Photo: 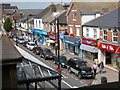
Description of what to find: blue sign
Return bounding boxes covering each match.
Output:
[59,34,65,39]
[64,36,81,46]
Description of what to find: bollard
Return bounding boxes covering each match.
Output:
[101,76,107,84]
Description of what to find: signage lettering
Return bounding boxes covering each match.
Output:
[98,42,119,53]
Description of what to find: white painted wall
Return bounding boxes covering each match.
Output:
[34,18,43,30]
[81,14,100,25]
[83,26,100,39]
[98,49,106,65]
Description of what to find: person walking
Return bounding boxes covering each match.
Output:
[98,61,104,73]
[92,62,98,77]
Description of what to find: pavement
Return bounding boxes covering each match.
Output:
[38,43,119,86]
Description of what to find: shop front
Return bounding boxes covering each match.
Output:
[64,36,81,56]
[47,32,57,47]
[59,34,67,50]
[39,31,49,45]
[80,38,98,62]
[98,41,120,67]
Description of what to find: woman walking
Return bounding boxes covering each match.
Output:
[92,62,98,77]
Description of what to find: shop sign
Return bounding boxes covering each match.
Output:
[59,34,64,39]
[39,31,48,35]
[48,32,57,36]
[97,42,118,52]
[82,38,97,47]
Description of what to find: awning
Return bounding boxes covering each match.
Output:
[46,40,55,43]
[80,44,98,53]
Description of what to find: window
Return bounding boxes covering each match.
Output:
[112,29,118,42]
[39,20,41,28]
[76,27,80,36]
[70,26,73,33]
[36,20,37,28]
[93,28,97,38]
[103,29,107,40]
[86,28,89,37]
[72,10,76,21]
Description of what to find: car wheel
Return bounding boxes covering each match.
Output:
[68,67,72,73]
[44,56,47,60]
[78,73,82,79]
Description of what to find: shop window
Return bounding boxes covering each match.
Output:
[103,29,107,40]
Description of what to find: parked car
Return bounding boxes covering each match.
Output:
[17,37,25,44]
[23,40,28,47]
[54,55,68,68]
[67,58,94,79]
[40,48,54,60]
[33,47,42,55]
[13,36,18,42]
[26,42,36,50]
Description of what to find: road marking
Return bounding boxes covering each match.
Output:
[62,74,68,78]
[62,80,73,88]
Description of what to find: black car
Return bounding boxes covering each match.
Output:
[67,58,94,79]
[54,55,68,68]
[33,47,42,55]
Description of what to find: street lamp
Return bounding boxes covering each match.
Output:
[56,18,62,90]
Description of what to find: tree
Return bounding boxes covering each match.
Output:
[3,18,12,32]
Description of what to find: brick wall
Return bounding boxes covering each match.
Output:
[67,3,82,38]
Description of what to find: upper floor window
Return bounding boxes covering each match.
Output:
[86,28,89,37]
[39,20,41,28]
[76,27,80,36]
[72,10,76,21]
[93,28,97,38]
[103,29,107,40]
[70,26,73,33]
[112,29,118,42]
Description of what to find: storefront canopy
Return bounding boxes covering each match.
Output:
[64,36,81,46]
[80,44,98,53]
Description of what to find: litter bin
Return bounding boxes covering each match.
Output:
[101,76,107,84]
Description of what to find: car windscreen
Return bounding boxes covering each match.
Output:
[19,38,24,40]
[60,56,66,62]
[79,61,90,67]
[35,47,41,50]
[44,50,51,53]
[30,43,35,46]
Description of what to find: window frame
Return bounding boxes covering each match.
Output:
[103,28,107,41]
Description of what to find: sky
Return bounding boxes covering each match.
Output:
[0,0,119,9]
[0,0,72,9]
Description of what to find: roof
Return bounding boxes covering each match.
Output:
[19,9,43,16]
[0,29,23,65]
[36,4,65,19]
[50,10,67,24]
[83,7,120,28]
[66,2,118,15]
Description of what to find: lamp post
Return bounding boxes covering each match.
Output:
[56,18,62,90]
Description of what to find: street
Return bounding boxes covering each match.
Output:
[15,43,93,89]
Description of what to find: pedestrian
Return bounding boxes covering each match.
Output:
[98,61,104,73]
[92,62,98,77]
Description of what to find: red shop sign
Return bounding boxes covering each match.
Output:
[48,32,57,36]
[82,38,97,47]
[97,42,118,52]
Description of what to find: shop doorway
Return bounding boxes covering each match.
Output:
[106,51,111,64]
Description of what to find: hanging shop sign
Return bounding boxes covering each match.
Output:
[97,42,119,53]
[82,38,97,47]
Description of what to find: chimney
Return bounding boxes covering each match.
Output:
[63,3,70,10]
[50,2,56,14]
